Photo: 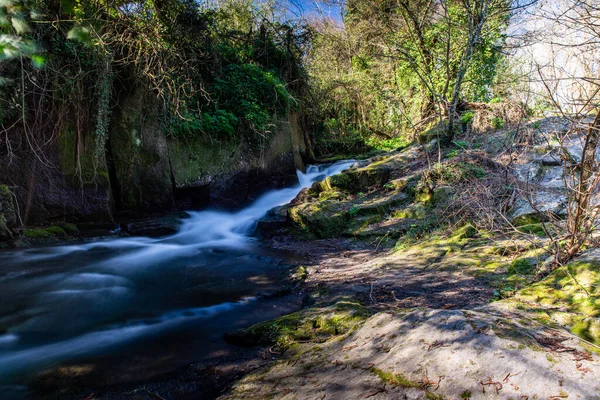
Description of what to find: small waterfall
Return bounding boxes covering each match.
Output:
[0,160,356,385]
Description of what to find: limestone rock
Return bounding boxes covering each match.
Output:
[223,308,600,400]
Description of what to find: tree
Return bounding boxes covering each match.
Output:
[308,0,519,151]
[523,0,600,264]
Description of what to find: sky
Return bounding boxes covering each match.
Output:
[281,0,343,21]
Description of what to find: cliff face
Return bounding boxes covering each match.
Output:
[0,85,309,234]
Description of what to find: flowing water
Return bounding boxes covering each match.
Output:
[0,160,355,398]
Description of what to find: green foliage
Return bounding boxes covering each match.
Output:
[213,63,292,134]
[0,0,39,63]
[365,136,411,151]
[460,111,474,125]
[491,116,505,129]
[309,0,511,156]
[172,109,239,138]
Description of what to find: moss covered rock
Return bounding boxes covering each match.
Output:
[511,254,600,345]
[311,166,391,195]
[288,190,408,238]
[224,300,370,349]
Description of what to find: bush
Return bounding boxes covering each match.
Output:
[214,63,292,134]
[460,111,474,125]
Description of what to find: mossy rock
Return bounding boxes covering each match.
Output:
[288,202,351,238]
[312,167,391,195]
[512,258,600,344]
[23,226,67,239]
[59,223,80,236]
[432,185,453,205]
[392,203,427,220]
[350,217,418,239]
[289,191,408,238]
[224,301,370,349]
[513,213,544,227]
[517,223,548,236]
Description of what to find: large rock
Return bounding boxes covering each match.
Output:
[168,112,308,210]
[0,130,113,226]
[224,308,600,400]
[288,191,408,238]
[311,166,392,195]
[124,214,184,237]
[108,74,174,213]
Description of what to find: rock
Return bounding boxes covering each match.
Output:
[539,153,562,166]
[432,185,453,204]
[256,206,289,232]
[512,156,568,224]
[391,203,427,219]
[351,218,418,239]
[124,215,183,237]
[511,190,566,225]
[223,308,600,400]
[288,191,408,238]
[312,166,392,195]
[0,185,17,241]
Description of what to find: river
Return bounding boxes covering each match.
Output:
[0,160,355,399]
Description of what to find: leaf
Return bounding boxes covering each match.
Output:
[11,16,31,34]
[67,25,91,45]
[31,54,45,69]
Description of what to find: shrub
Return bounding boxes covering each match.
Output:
[491,116,505,129]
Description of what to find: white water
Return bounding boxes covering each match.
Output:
[0,160,355,384]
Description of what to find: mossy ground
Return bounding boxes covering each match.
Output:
[503,259,600,345]
[225,300,370,350]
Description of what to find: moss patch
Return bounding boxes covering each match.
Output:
[225,300,370,350]
[23,226,67,239]
[371,367,419,388]
[508,259,600,345]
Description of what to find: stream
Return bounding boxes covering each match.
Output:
[0,160,355,398]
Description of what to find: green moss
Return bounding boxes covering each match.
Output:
[517,223,548,236]
[23,226,66,239]
[60,223,80,235]
[371,367,419,388]
[392,203,427,220]
[513,213,543,227]
[292,266,308,282]
[510,257,535,275]
[460,390,472,399]
[508,259,600,345]
[225,300,370,350]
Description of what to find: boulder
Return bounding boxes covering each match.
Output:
[124,214,184,237]
[288,191,408,238]
[311,167,391,195]
[256,205,289,232]
[511,190,566,225]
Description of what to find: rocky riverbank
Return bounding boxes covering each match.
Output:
[23,117,600,399]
